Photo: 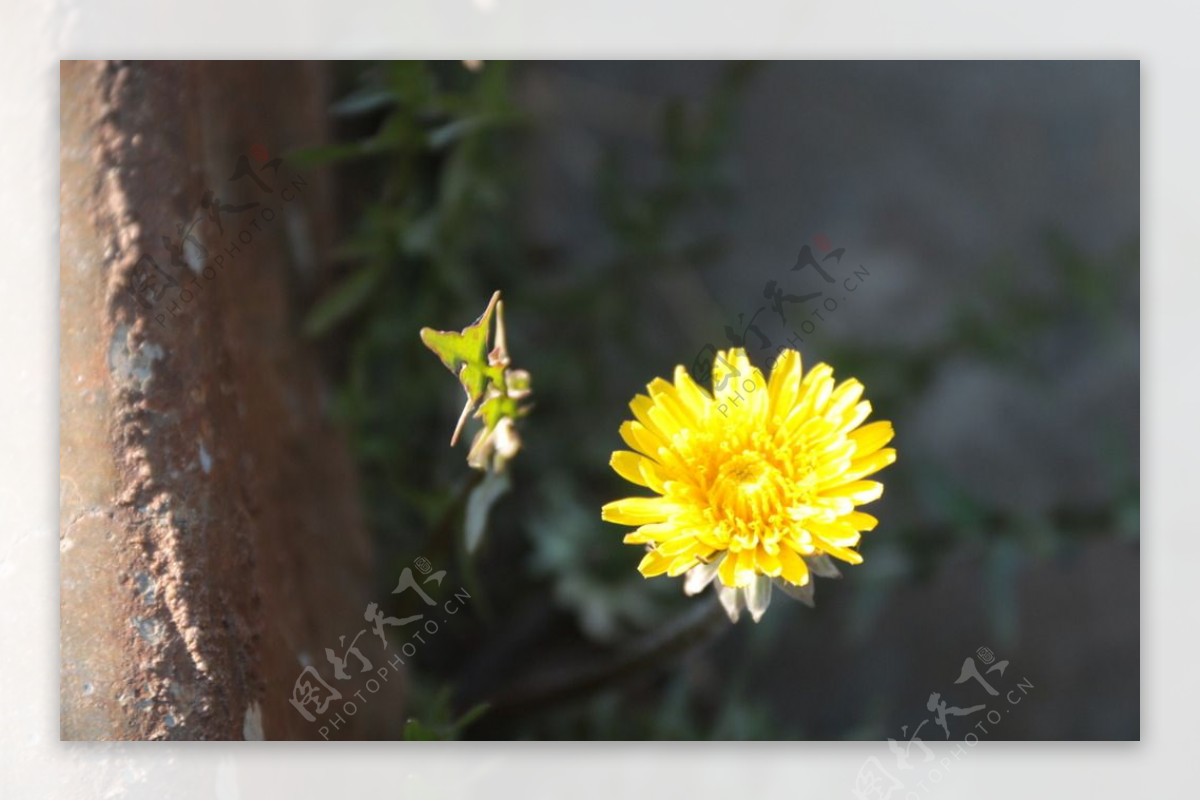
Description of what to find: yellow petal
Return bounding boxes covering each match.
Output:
[623,522,679,544]
[813,440,856,484]
[601,496,681,526]
[611,450,650,487]
[712,348,751,400]
[646,377,675,396]
[825,378,864,421]
[777,545,811,586]
[667,554,703,576]
[842,448,897,482]
[630,394,668,440]
[734,548,758,587]
[844,511,879,532]
[755,545,783,577]
[767,348,803,421]
[637,549,673,577]
[646,403,683,441]
[817,542,864,565]
[712,353,767,422]
[836,400,873,434]
[717,549,739,588]
[808,519,862,547]
[744,366,770,420]
[658,533,702,556]
[649,379,699,429]
[801,361,833,391]
[619,420,663,459]
[695,525,729,550]
[639,462,667,493]
[789,363,833,423]
[672,365,713,420]
[849,420,894,457]
[821,480,884,505]
[668,543,716,576]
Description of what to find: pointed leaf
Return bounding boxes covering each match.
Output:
[419,290,501,406]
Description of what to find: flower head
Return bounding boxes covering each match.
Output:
[601,348,895,622]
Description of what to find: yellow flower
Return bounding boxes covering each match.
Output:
[601,348,895,622]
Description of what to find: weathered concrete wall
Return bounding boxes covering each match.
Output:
[60,61,402,740]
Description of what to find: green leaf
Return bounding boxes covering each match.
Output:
[464,469,510,553]
[450,702,490,736]
[402,718,442,741]
[475,391,520,430]
[285,142,371,169]
[427,115,491,150]
[401,703,489,741]
[330,88,396,117]
[419,290,500,408]
[366,113,423,154]
[303,264,386,337]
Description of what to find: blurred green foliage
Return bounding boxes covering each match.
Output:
[301,61,1138,741]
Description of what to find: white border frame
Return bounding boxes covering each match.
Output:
[3,1,1190,797]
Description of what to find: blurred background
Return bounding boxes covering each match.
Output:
[298,60,1139,740]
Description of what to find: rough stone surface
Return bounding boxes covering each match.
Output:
[60,61,403,740]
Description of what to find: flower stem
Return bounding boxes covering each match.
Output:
[479,596,730,718]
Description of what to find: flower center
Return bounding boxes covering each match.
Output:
[708,451,796,549]
[724,452,773,490]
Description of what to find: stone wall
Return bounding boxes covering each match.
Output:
[59,61,402,740]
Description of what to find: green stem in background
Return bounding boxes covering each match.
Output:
[408,472,492,623]
[477,594,731,719]
[425,470,496,624]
